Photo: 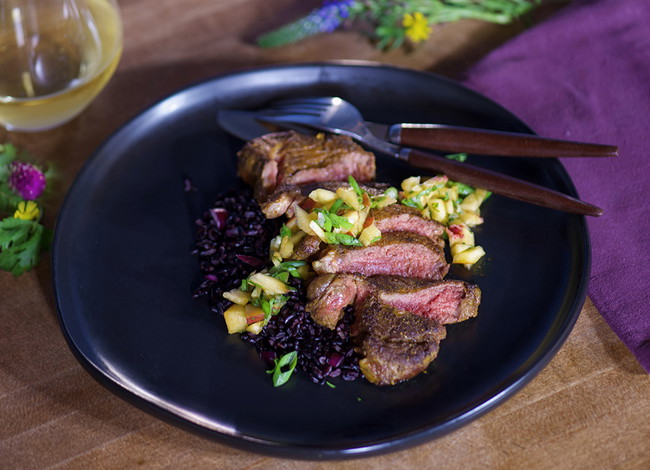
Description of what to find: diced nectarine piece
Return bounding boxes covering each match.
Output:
[453,245,486,265]
[223,304,247,334]
[248,273,290,296]
[222,289,250,306]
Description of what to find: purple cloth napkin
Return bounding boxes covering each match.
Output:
[462,0,650,372]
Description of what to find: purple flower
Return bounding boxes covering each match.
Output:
[316,0,355,32]
[8,162,47,200]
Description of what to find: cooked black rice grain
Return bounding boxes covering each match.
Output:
[192,188,280,314]
[193,188,361,384]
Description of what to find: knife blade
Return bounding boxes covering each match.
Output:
[217,110,617,158]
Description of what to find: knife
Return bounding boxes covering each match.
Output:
[218,109,603,217]
[217,110,617,158]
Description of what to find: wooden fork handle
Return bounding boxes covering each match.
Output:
[404,148,603,216]
[394,124,618,158]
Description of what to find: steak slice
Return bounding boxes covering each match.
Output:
[292,234,323,261]
[306,274,364,329]
[371,204,444,242]
[312,232,449,280]
[237,131,376,202]
[259,180,389,219]
[370,277,481,324]
[352,294,447,386]
[306,274,479,329]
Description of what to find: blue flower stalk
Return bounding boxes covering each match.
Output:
[257,0,355,48]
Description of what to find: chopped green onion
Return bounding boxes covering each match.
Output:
[329,198,344,213]
[445,152,468,162]
[314,208,354,232]
[450,182,474,197]
[268,351,298,387]
[261,299,271,316]
[384,187,398,199]
[347,175,363,196]
[273,270,290,283]
[280,224,292,238]
[316,210,332,231]
[401,198,424,210]
[324,232,362,246]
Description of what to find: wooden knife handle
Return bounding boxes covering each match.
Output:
[405,148,603,216]
[395,124,618,158]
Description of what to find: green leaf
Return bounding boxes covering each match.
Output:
[0,186,23,217]
[0,219,44,276]
[0,217,32,249]
[0,143,17,167]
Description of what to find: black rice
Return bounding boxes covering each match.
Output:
[192,188,280,313]
[193,188,361,384]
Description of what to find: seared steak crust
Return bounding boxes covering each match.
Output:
[312,232,449,280]
[237,131,376,202]
[352,294,447,386]
[292,235,324,261]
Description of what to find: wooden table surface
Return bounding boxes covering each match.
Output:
[1,1,648,468]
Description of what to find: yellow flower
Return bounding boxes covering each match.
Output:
[14,200,41,221]
[402,12,431,43]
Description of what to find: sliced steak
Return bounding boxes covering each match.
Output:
[237,131,375,202]
[292,235,324,261]
[352,294,447,386]
[312,232,449,280]
[369,277,480,324]
[306,274,479,329]
[371,204,444,242]
[306,274,364,329]
[259,180,389,219]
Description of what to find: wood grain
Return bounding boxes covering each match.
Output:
[1,1,648,468]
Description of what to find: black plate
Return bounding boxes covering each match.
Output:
[52,63,589,460]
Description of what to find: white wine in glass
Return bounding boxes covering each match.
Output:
[0,0,122,131]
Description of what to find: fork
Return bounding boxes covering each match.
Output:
[258,97,604,216]
[260,96,618,158]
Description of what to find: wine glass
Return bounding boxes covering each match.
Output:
[0,0,123,132]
